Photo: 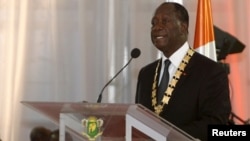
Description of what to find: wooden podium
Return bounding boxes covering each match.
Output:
[22,101,198,141]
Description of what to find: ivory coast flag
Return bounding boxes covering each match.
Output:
[193,0,217,62]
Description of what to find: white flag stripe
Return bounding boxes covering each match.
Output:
[195,41,217,61]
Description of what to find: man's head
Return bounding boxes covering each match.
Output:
[151,2,189,57]
[50,129,73,141]
[30,126,51,141]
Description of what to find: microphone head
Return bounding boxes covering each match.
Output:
[131,48,141,58]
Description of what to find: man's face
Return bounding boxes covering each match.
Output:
[151,4,183,56]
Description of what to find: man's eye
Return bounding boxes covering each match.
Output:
[151,20,157,26]
[151,22,155,26]
[162,19,170,24]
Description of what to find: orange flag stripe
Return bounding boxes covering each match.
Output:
[193,0,215,49]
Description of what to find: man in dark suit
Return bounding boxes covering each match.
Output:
[135,2,231,141]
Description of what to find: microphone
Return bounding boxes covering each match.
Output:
[97,48,141,103]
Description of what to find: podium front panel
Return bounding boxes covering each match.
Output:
[22,101,198,141]
[22,101,151,140]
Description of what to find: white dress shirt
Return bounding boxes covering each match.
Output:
[159,41,189,85]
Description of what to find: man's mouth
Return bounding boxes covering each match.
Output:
[156,36,164,39]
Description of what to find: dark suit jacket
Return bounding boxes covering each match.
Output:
[135,51,231,141]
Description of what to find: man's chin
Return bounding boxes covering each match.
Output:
[154,45,166,51]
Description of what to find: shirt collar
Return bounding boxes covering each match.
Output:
[161,41,189,68]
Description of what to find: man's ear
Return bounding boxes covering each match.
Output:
[180,22,188,34]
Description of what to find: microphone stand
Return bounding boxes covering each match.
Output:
[96,48,140,103]
[229,112,250,125]
[96,57,133,103]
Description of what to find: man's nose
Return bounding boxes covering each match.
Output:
[153,22,165,30]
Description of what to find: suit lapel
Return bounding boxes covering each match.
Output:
[171,52,197,93]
